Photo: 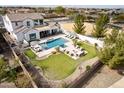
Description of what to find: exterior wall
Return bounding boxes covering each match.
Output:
[11,19,44,30]
[16,31,25,42]
[3,15,13,32]
[15,26,60,42]
[12,21,23,29]
[23,18,34,28]
[50,27,60,32]
[24,29,40,41]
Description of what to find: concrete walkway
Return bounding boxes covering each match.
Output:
[83,66,123,88]
[109,77,124,88]
[78,34,104,48]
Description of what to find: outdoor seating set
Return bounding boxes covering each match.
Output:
[60,44,87,59]
[31,44,42,52]
[65,34,77,39]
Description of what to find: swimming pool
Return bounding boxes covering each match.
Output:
[40,38,68,49]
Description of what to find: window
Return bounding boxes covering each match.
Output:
[34,20,39,26]
[39,19,43,25]
[29,33,36,41]
[27,21,30,27]
[15,22,18,26]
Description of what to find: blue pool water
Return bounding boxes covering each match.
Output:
[40,38,68,49]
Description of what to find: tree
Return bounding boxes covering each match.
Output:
[104,29,119,45]
[0,8,7,15]
[54,6,65,14]
[0,58,8,82]
[67,12,77,20]
[72,39,78,46]
[92,14,109,38]
[98,31,124,69]
[73,14,86,34]
[15,73,32,88]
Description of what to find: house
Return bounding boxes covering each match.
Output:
[3,13,62,43]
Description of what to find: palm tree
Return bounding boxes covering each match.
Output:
[92,14,109,38]
[73,14,86,34]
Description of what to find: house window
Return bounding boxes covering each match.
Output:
[15,22,18,26]
[34,20,39,26]
[27,21,30,27]
[39,19,43,25]
[29,33,36,41]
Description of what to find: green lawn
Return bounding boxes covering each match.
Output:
[77,42,97,63]
[0,58,5,66]
[24,42,97,80]
[24,49,36,59]
[32,53,77,80]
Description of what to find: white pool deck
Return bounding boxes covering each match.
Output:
[31,34,74,58]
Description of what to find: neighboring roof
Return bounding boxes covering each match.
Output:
[41,13,65,19]
[7,13,44,22]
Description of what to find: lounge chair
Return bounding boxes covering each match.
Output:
[76,54,79,57]
[80,48,84,51]
[70,36,73,39]
[72,36,74,39]
[66,51,69,54]
[71,53,74,56]
[66,35,69,37]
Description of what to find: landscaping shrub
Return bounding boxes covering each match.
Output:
[52,51,57,54]
[86,65,91,71]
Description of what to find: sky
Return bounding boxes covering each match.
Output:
[41,5,124,8]
[15,5,124,9]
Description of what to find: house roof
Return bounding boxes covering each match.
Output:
[13,26,33,34]
[7,13,44,22]
[34,22,59,31]
[13,22,59,34]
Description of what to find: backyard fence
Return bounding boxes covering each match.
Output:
[2,33,38,88]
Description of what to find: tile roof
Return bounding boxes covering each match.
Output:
[7,13,44,22]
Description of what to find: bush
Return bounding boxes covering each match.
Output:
[62,82,68,88]
[86,65,91,71]
[55,47,60,52]
[15,73,32,88]
[52,51,57,54]
[77,41,82,46]
[41,66,48,73]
